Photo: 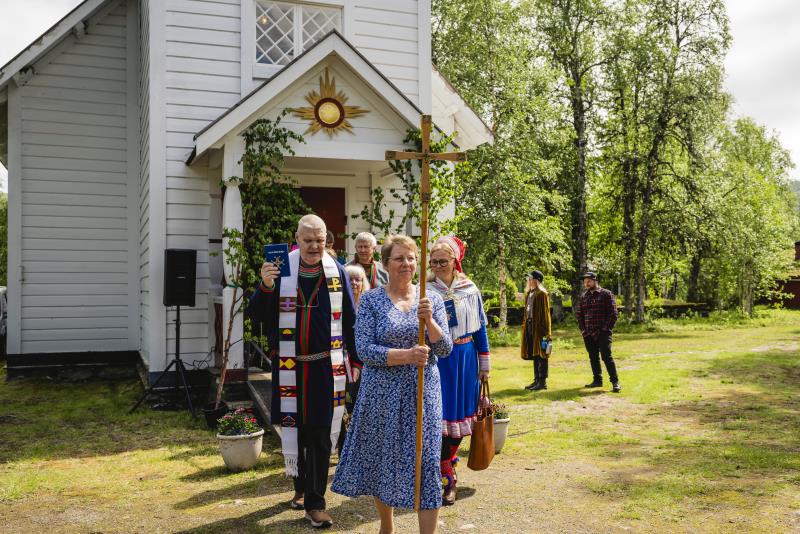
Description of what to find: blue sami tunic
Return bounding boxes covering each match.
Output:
[429,277,491,438]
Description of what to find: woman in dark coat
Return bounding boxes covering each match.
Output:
[520,270,552,391]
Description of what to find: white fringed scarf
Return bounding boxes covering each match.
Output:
[429,277,487,339]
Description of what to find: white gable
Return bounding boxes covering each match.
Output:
[192,32,424,162]
[224,58,415,162]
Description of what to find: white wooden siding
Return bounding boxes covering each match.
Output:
[18,1,138,353]
[162,0,242,363]
[139,0,151,364]
[351,0,421,104]
[248,59,413,162]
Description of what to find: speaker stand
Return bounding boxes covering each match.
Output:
[130,306,196,417]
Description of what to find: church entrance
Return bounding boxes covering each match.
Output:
[299,186,347,253]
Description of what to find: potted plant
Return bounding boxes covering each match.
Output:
[216,408,264,471]
[492,402,510,453]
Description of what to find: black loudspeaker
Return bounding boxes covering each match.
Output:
[164,249,197,307]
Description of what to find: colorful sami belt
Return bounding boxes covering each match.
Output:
[454,336,473,345]
[295,350,331,362]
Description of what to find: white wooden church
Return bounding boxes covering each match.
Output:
[0,0,492,383]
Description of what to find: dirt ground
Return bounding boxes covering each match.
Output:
[2,318,799,533]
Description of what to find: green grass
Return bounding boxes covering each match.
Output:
[1,310,799,532]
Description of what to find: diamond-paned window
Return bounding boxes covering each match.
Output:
[256,2,295,65]
[255,1,342,66]
[301,6,341,51]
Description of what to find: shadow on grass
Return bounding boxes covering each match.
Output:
[613,331,695,341]
[175,471,292,509]
[492,386,607,404]
[175,494,415,533]
[0,375,216,464]
[577,350,800,512]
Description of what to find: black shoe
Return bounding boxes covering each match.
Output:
[585,380,603,388]
[289,493,304,510]
[612,382,621,393]
[525,381,538,390]
[532,380,547,391]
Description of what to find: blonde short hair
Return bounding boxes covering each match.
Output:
[344,264,371,291]
[381,234,418,265]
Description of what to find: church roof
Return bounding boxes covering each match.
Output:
[0,0,111,90]
[189,30,429,163]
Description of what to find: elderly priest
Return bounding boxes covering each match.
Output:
[248,214,361,529]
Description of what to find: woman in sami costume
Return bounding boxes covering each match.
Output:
[427,236,490,506]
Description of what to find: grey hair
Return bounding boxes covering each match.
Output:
[354,231,377,247]
[296,214,326,234]
[344,264,371,291]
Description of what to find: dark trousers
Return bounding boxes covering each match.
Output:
[533,356,549,381]
[526,324,548,381]
[293,424,331,511]
[524,323,535,358]
[583,333,618,383]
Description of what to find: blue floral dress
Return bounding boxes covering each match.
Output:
[332,286,453,509]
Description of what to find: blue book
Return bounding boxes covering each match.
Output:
[264,243,291,277]
[444,298,458,328]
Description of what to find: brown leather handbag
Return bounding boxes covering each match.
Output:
[467,380,495,471]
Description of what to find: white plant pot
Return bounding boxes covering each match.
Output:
[493,418,510,454]
[217,429,264,471]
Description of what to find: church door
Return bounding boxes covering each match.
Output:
[299,187,347,252]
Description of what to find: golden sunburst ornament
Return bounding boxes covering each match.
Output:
[293,68,369,136]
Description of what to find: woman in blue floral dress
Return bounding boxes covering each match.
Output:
[332,235,453,534]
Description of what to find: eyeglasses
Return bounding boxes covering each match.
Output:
[429,259,452,267]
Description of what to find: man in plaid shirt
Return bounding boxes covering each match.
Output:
[576,272,621,392]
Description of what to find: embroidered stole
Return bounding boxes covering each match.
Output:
[278,250,346,476]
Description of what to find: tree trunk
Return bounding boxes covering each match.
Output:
[621,157,637,319]
[569,80,589,307]
[687,250,702,303]
[496,221,508,329]
[739,259,754,316]
[634,162,656,323]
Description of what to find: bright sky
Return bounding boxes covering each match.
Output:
[0,0,798,190]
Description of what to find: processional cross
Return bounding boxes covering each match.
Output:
[385,115,467,510]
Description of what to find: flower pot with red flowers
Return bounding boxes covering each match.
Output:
[216,408,264,472]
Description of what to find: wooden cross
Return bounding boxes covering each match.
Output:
[385,114,467,511]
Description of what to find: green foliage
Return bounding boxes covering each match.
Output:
[433,0,571,327]
[216,408,262,436]
[350,128,460,239]
[487,326,521,347]
[237,110,309,292]
[432,0,798,320]
[491,401,508,420]
[0,192,6,286]
[215,111,309,405]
